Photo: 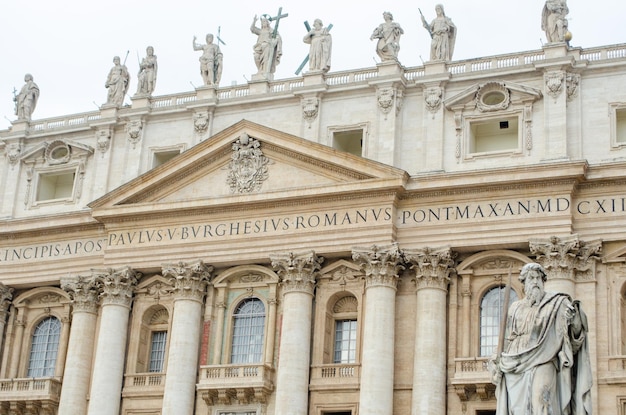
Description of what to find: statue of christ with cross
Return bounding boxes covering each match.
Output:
[250,7,288,78]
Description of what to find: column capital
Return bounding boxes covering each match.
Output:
[162,260,213,301]
[529,235,602,282]
[271,250,323,295]
[352,243,404,289]
[61,274,100,314]
[93,266,140,307]
[404,246,456,292]
[0,282,13,313]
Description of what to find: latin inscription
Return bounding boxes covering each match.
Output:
[2,197,625,263]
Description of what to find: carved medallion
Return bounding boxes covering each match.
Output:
[5,143,21,166]
[96,129,111,154]
[424,87,442,114]
[126,119,143,148]
[194,112,209,133]
[545,71,564,99]
[226,133,269,193]
[302,97,319,124]
[377,88,395,116]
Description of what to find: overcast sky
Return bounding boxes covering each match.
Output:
[1,0,624,130]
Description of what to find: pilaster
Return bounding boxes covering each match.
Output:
[271,251,323,415]
[404,246,455,415]
[162,260,213,415]
[352,243,403,415]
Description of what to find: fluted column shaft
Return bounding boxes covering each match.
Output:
[405,247,455,415]
[87,267,138,415]
[162,261,213,415]
[272,251,323,415]
[58,276,100,415]
[353,244,403,415]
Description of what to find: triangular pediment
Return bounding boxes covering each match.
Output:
[90,120,408,219]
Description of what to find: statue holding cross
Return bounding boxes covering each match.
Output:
[250,8,287,78]
[300,19,332,74]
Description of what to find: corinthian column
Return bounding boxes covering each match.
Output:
[271,251,323,415]
[161,260,213,415]
[352,244,404,415]
[0,284,13,356]
[404,247,455,415]
[530,235,602,295]
[59,275,100,415]
[87,267,139,415]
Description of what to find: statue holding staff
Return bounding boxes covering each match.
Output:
[193,34,223,86]
[14,73,39,121]
[420,4,456,61]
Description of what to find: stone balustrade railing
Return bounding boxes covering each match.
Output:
[6,43,624,135]
[309,363,360,388]
[0,377,62,400]
[451,357,491,383]
[197,363,273,389]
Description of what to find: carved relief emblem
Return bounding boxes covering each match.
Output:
[126,119,143,148]
[377,88,395,116]
[96,129,111,154]
[475,82,510,112]
[226,133,269,193]
[566,73,580,101]
[302,98,319,125]
[545,71,564,99]
[194,112,209,133]
[5,143,22,166]
[424,87,442,114]
[44,140,71,165]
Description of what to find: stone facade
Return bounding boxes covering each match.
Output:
[1,40,626,415]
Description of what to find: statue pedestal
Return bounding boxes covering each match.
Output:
[249,78,271,95]
[131,94,151,109]
[9,120,29,134]
[100,104,119,120]
[303,71,326,87]
[195,86,217,101]
[377,60,403,77]
[424,60,447,76]
[543,42,569,59]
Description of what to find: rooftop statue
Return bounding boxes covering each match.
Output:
[302,19,332,73]
[370,11,404,62]
[489,263,592,415]
[250,14,283,76]
[542,0,570,43]
[193,34,223,86]
[14,73,39,121]
[136,46,158,96]
[420,4,456,61]
[105,55,130,107]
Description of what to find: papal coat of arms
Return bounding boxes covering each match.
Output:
[226,133,269,193]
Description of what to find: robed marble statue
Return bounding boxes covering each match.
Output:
[489,263,592,415]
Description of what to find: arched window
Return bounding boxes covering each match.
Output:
[480,287,518,357]
[231,298,265,364]
[27,316,61,377]
[332,296,358,364]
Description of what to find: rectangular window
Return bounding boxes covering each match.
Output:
[333,129,363,157]
[149,331,167,372]
[36,171,75,201]
[152,150,181,168]
[334,320,357,363]
[617,108,626,144]
[469,116,519,154]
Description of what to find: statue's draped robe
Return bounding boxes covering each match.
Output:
[497,292,592,415]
